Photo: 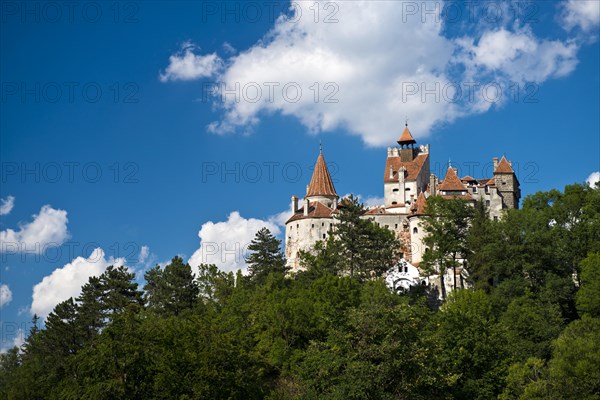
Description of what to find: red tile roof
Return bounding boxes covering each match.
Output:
[411,192,428,215]
[307,151,338,197]
[397,126,416,145]
[494,156,514,174]
[384,153,428,183]
[286,201,337,223]
[439,167,467,192]
[441,194,476,201]
[461,175,477,182]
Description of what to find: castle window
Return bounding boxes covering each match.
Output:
[322,234,326,239]
[322,222,324,227]
[311,224,314,228]
[494,216,499,221]
[486,200,490,207]
[392,201,397,205]
[296,224,299,228]
[395,224,398,229]
[385,224,389,228]
[473,186,478,193]
[393,188,399,192]
[413,227,418,234]
[485,186,490,194]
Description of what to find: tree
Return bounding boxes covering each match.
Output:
[333,195,402,280]
[421,196,474,299]
[430,289,508,399]
[144,256,199,316]
[246,228,288,285]
[467,200,497,290]
[576,253,600,317]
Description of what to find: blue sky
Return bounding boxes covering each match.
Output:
[1,0,599,346]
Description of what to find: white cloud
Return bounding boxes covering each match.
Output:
[0,196,15,216]
[0,205,69,254]
[455,27,579,85]
[163,1,588,146]
[31,248,125,319]
[561,0,600,32]
[0,329,25,354]
[356,194,385,207]
[0,283,12,307]
[188,211,283,274]
[160,42,222,82]
[138,245,150,264]
[587,171,600,187]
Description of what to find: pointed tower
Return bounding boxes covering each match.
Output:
[397,122,417,162]
[493,156,520,209]
[305,147,339,209]
[384,122,430,208]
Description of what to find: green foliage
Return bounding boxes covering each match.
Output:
[299,195,401,282]
[421,196,474,299]
[499,294,564,361]
[144,256,199,316]
[547,315,600,399]
[577,253,600,317]
[2,183,599,400]
[246,227,288,285]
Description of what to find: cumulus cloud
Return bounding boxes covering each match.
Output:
[0,283,12,307]
[587,171,600,188]
[355,194,385,207]
[160,42,222,82]
[188,211,284,274]
[456,28,578,82]
[162,1,588,146]
[0,205,69,254]
[31,248,125,319]
[561,0,600,32]
[0,196,15,216]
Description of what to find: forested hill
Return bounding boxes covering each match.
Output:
[1,183,599,399]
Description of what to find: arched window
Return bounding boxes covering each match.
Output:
[413,227,418,234]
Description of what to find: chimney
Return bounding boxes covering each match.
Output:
[429,173,437,196]
[291,195,298,213]
[493,157,499,169]
[304,199,309,216]
[333,197,338,209]
[306,184,310,196]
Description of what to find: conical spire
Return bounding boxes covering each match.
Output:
[306,149,338,197]
[494,156,514,174]
[397,122,416,146]
[439,167,466,191]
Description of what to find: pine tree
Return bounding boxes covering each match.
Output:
[421,196,474,300]
[143,256,199,316]
[245,227,287,284]
[333,195,401,280]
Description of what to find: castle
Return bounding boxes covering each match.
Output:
[285,125,520,291]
